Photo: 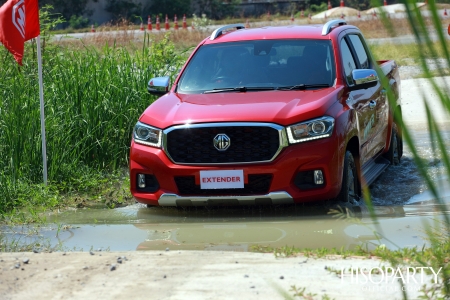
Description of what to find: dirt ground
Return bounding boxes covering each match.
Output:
[0,250,429,300]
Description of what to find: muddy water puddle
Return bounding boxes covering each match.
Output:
[5,202,449,252]
[3,129,450,252]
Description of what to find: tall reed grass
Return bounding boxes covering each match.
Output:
[366,0,450,297]
[0,32,186,213]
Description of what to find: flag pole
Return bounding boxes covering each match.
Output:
[36,35,48,185]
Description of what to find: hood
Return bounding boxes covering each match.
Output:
[140,88,342,129]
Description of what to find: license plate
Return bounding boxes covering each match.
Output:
[200,170,244,189]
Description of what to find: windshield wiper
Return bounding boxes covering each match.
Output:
[203,86,275,94]
[277,84,330,90]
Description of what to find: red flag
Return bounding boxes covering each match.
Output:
[0,0,40,65]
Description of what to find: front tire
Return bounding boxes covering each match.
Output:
[336,151,360,205]
[385,124,402,165]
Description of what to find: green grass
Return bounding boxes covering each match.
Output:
[370,40,450,68]
[0,32,186,218]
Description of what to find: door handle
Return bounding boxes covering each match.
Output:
[369,100,376,109]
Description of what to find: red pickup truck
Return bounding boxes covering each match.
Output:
[130,20,402,207]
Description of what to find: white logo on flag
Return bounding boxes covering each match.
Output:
[12,0,26,39]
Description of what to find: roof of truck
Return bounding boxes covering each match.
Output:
[205,21,357,44]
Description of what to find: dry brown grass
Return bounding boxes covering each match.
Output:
[167,30,210,50]
[434,3,450,9]
[52,15,450,67]
[350,16,450,39]
[350,18,413,38]
[55,23,208,52]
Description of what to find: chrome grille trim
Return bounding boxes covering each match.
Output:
[162,122,288,165]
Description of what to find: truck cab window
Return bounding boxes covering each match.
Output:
[348,35,369,69]
[340,39,357,85]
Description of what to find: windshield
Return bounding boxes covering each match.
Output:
[177,39,336,94]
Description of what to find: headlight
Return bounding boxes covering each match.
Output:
[286,116,335,144]
[133,121,162,148]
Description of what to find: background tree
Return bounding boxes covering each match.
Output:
[105,0,143,22]
[192,0,240,20]
[145,0,191,19]
[0,0,91,28]
[68,15,90,30]
[305,0,400,10]
[39,0,91,26]
[344,0,372,11]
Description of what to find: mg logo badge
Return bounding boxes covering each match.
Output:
[13,0,26,39]
[213,134,230,151]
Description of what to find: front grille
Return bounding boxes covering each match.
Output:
[166,125,281,164]
[175,174,272,196]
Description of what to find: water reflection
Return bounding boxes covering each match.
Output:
[132,202,448,252]
[12,200,442,252]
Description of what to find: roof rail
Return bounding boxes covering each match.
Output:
[210,24,245,40]
[321,19,347,36]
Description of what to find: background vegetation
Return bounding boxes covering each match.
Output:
[5,0,450,29]
[0,8,187,218]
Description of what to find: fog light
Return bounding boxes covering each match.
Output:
[294,170,325,190]
[138,174,146,188]
[136,174,160,192]
[314,170,324,185]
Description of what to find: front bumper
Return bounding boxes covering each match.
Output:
[130,135,342,206]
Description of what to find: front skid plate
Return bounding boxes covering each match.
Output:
[158,191,294,206]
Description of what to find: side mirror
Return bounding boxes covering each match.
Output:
[349,69,379,91]
[147,76,170,95]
